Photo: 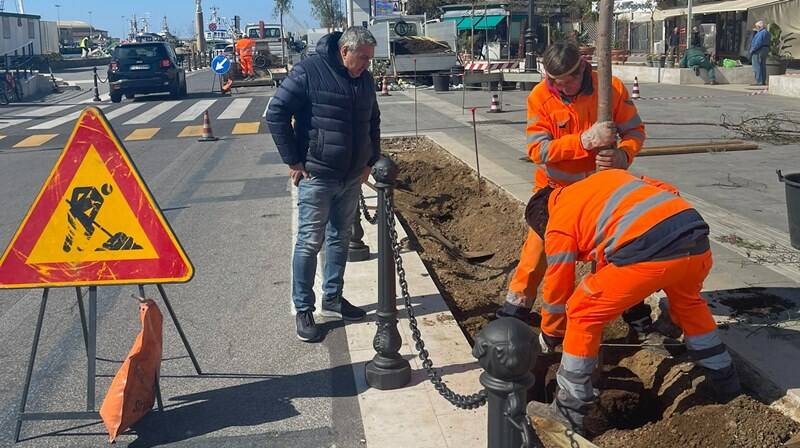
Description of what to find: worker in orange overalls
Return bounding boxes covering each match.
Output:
[235,34,256,80]
[524,169,741,434]
[496,41,646,334]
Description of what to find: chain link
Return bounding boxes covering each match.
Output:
[383,189,487,409]
[359,192,378,225]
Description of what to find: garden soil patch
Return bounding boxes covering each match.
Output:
[384,137,800,446]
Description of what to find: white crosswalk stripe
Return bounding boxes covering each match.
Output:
[123,101,182,125]
[28,104,110,130]
[263,97,272,117]
[104,102,146,120]
[217,98,252,120]
[172,99,216,122]
[0,105,75,130]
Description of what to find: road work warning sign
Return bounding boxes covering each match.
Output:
[0,107,193,288]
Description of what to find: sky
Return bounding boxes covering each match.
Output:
[21,0,319,38]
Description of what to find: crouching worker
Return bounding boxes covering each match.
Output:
[526,169,741,434]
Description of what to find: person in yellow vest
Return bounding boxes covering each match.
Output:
[80,36,91,58]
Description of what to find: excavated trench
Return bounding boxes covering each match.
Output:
[384,136,800,446]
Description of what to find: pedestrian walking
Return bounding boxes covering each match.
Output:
[496,41,646,332]
[266,27,380,342]
[526,169,741,434]
[750,20,771,85]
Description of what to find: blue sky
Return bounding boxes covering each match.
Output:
[22,1,319,38]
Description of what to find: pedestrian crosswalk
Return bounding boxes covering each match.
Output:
[0,95,273,150]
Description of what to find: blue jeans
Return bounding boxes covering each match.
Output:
[292,175,362,312]
[752,48,768,84]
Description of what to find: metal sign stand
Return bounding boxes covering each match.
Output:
[14,284,202,442]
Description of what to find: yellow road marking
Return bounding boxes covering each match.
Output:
[178,125,204,138]
[14,134,58,148]
[232,122,260,135]
[125,128,160,141]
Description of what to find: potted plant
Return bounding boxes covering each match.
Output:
[645,53,654,66]
[611,40,628,64]
[766,23,795,77]
[665,54,676,68]
[658,54,667,68]
[576,31,595,57]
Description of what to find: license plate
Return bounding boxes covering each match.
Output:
[130,64,150,70]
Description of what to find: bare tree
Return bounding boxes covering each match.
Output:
[310,0,345,30]
[274,0,292,64]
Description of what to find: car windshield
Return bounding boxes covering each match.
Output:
[248,28,281,38]
[114,45,165,59]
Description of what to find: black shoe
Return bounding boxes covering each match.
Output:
[320,297,366,321]
[296,310,321,342]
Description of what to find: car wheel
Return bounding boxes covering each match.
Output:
[169,81,180,99]
[125,93,135,99]
[110,93,122,103]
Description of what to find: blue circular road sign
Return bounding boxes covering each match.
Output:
[212,55,231,75]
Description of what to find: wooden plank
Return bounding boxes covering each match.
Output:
[529,415,600,448]
[638,142,759,157]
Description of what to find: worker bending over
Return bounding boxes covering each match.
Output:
[680,39,718,85]
[497,41,646,334]
[525,169,741,434]
[235,34,256,80]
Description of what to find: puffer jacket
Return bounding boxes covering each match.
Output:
[266,31,381,180]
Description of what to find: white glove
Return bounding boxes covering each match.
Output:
[580,121,617,150]
[539,332,553,354]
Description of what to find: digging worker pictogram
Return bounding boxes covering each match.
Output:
[525,169,741,434]
[63,184,142,253]
[497,41,646,330]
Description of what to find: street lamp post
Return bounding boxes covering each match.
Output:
[88,11,93,38]
[525,0,537,72]
[54,4,61,44]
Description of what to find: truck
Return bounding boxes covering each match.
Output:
[369,16,458,75]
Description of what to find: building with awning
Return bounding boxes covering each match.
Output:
[440,2,570,59]
[627,0,798,59]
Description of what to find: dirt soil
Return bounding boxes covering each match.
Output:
[385,137,800,446]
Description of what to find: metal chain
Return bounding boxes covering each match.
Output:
[507,413,541,448]
[359,192,378,225]
[384,189,487,409]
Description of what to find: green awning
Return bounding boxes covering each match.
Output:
[456,17,479,31]
[473,15,506,30]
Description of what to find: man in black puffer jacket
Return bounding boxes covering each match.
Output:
[267,27,380,342]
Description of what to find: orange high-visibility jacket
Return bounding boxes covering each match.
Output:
[236,38,255,57]
[541,170,692,336]
[526,70,645,189]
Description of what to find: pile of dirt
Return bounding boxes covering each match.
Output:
[595,395,800,448]
[394,37,451,55]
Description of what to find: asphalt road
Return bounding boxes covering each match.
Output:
[0,70,364,447]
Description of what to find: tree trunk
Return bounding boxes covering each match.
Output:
[280,11,286,68]
[597,0,613,122]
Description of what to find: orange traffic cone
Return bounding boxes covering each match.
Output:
[380,76,391,96]
[488,93,502,113]
[632,76,641,99]
[198,110,218,142]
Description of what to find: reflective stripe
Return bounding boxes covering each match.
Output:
[557,365,595,403]
[527,131,550,145]
[542,165,588,183]
[593,180,645,246]
[604,191,677,257]
[539,140,551,163]
[547,251,576,265]
[580,282,594,295]
[616,114,642,133]
[696,352,732,370]
[685,330,732,369]
[527,115,540,125]
[561,352,597,374]
[623,129,645,141]
[541,301,566,314]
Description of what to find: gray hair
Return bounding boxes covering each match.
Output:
[338,26,377,51]
[755,20,765,29]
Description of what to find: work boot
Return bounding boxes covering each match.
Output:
[320,297,366,321]
[704,364,742,404]
[296,310,321,342]
[527,399,587,436]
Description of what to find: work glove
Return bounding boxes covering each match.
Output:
[580,121,617,150]
[538,332,563,354]
[495,302,533,323]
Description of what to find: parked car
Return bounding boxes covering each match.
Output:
[107,42,187,103]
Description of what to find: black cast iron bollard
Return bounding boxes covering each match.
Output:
[348,205,370,262]
[92,66,101,102]
[473,318,540,448]
[365,157,411,390]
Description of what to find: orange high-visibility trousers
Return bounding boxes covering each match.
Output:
[563,250,717,359]
[240,55,254,76]
[507,228,547,307]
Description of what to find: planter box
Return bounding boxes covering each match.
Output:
[769,74,800,98]
[612,65,755,84]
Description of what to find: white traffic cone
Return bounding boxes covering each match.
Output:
[632,76,641,99]
[488,94,502,113]
[198,110,218,142]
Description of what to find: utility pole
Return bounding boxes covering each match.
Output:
[687,0,693,46]
[525,0,536,72]
[195,0,206,52]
